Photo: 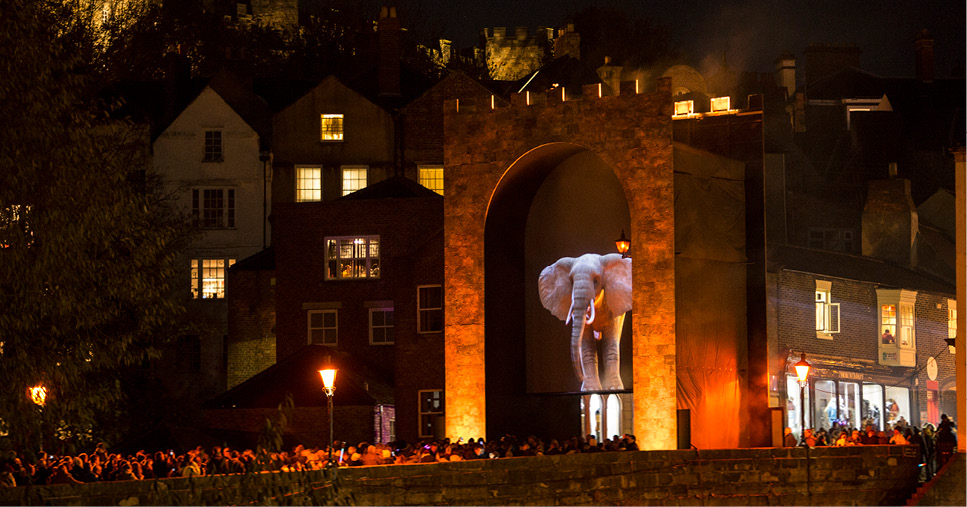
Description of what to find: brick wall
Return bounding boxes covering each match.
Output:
[2,446,924,506]
[227,268,276,388]
[272,194,444,443]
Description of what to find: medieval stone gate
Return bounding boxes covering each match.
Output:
[442,79,679,449]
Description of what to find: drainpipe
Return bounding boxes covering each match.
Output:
[259,150,270,249]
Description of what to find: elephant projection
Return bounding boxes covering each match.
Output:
[538,253,632,392]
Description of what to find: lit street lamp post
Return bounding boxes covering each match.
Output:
[794,353,811,446]
[319,367,337,468]
[28,384,47,454]
[615,230,630,258]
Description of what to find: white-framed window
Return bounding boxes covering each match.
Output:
[418,164,444,195]
[877,289,917,367]
[320,114,344,141]
[341,165,368,195]
[673,100,694,116]
[418,389,443,438]
[417,285,443,333]
[192,188,235,228]
[325,236,379,280]
[308,309,338,345]
[369,308,394,345]
[190,258,235,299]
[203,130,223,162]
[296,165,322,202]
[815,280,839,338]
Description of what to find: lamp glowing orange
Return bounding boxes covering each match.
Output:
[615,230,630,258]
[319,368,337,395]
[28,385,47,406]
[794,352,810,385]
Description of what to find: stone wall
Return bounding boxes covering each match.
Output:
[443,79,676,446]
[1,446,924,506]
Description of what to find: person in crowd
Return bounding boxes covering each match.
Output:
[889,427,908,445]
[783,427,799,446]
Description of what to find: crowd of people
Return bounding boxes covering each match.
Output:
[2,414,957,488]
[784,413,958,480]
[0,433,640,487]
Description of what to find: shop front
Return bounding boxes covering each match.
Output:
[784,354,914,436]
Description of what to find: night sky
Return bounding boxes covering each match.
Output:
[418,0,965,79]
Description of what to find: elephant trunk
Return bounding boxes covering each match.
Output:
[568,282,596,385]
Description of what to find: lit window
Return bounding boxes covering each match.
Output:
[342,165,368,195]
[0,204,33,248]
[815,280,839,337]
[190,258,235,299]
[320,114,344,141]
[204,130,223,162]
[419,165,444,195]
[418,390,443,438]
[877,289,917,367]
[308,309,338,346]
[369,308,395,345]
[296,166,322,202]
[325,236,379,280]
[674,100,694,116]
[949,299,957,342]
[418,285,443,333]
[192,188,235,228]
[710,96,730,112]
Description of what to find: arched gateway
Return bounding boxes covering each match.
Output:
[443,81,677,449]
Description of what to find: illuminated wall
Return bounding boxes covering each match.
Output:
[443,80,677,449]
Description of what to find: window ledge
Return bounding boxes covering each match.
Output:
[201,158,224,163]
[815,332,834,340]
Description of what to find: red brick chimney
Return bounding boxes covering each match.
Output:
[378,6,401,97]
[915,29,934,82]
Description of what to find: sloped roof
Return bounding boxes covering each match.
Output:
[340,175,442,200]
[513,56,603,96]
[768,244,954,294]
[205,345,394,409]
[231,247,275,271]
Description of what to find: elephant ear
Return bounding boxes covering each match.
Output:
[601,253,632,315]
[538,257,575,321]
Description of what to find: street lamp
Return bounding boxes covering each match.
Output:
[28,384,47,454]
[319,367,337,468]
[794,353,811,446]
[615,230,630,258]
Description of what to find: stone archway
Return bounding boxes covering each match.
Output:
[443,81,677,449]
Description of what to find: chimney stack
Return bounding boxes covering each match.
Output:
[774,51,796,100]
[862,171,919,268]
[915,29,934,82]
[378,6,401,97]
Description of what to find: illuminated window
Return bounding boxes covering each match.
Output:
[0,204,33,248]
[949,299,957,342]
[418,390,443,438]
[815,280,839,337]
[296,166,322,202]
[192,188,235,228]
[308,309,338,346]
[320,114,344,141]
[417,285,443,333]
[369,308,394,345]
[710,96,730,112]
[341,165,368,195]
[190,258,235,299]
[203,130,223,162]
[877,289,917,366]
[325,236,379,280]
[674,100,694,116]
[419,165,444,195]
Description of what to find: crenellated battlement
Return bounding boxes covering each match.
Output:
[444,77,672,116]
